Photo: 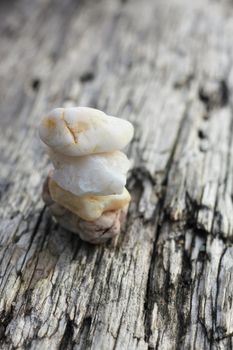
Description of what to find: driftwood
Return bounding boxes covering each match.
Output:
[1,0,233,348]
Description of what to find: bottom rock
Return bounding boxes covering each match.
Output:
[42,177,128,244]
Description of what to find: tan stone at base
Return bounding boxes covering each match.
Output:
[42,177,128,244]
[48,177,131,221]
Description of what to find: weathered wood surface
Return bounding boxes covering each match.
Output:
[1,0,233,348]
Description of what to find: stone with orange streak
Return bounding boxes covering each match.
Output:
[39,107,134,156]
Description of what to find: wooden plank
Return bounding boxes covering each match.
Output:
[0,0,233,348]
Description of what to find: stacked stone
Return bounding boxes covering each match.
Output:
[39,107,134,244]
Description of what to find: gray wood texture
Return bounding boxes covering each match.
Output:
[1,0,233,348]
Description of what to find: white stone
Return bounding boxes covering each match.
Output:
[39,107,134,156]
[49,149,131,196]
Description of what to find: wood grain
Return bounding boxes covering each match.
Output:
[1,0,233,348]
